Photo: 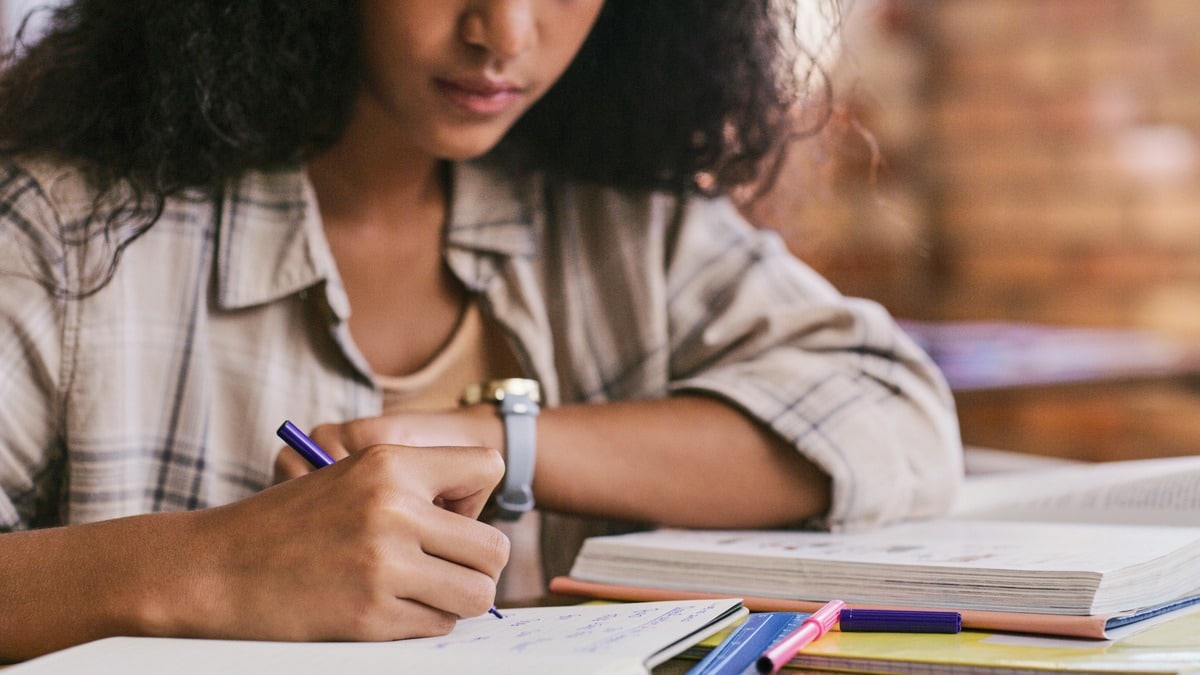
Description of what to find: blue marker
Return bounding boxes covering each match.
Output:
[276,420,504,620]
[688,612,807,675]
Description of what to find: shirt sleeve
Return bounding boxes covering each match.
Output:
[664,195,964,531]
[0,164,71,531]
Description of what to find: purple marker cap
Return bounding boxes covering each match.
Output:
[839,609,962,633]
[277,420,335,468]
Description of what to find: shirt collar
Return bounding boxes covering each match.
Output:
[444,160,539,259]
[213,160,538,311]
[213,167,341,313]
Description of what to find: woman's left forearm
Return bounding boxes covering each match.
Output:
[534,395,830,528]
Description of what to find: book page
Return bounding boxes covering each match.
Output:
[9,599,744,675]
[949,454,1200,526]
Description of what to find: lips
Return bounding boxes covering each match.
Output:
[435,77,525,117]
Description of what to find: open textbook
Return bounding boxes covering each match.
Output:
[7,599,746,675]
[552,454,1200,639]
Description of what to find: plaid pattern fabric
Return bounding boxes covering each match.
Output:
[0,159,962,550]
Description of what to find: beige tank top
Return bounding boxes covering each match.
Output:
[375,300,543,602]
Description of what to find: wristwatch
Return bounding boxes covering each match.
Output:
[460,378,541,521]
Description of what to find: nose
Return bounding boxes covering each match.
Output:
[460,0,537,62]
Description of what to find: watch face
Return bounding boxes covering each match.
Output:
[493,378,541,402]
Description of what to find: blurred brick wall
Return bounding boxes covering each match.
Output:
[925,0,1200,336]
[747,0,1200,461]
[755,0,1200,333]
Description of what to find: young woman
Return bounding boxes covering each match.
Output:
[0,0,962,660]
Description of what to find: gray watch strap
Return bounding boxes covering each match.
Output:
[495,391,539,521]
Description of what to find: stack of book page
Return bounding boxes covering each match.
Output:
[552,454,1200,639]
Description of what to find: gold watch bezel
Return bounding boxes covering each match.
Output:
[460,378,542,407]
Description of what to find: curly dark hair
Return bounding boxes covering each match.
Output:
[0,0,833,293]
[0,1,360,195]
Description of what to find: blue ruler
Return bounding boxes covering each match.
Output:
[687,612,808,675]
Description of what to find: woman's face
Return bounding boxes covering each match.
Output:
[357,0,606,161]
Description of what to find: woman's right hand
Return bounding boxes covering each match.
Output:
[176,442,509,642]
[0,442,508,661]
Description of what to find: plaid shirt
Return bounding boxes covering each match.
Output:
[0,158,962,576]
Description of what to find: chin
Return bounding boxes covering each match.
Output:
[438,146,499,161]
[428,126,513,162]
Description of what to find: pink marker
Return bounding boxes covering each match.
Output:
[755,599,845,673]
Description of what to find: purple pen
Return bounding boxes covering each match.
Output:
[838,609,961,633]
[277,420,335,467]
[276,419,504,620]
